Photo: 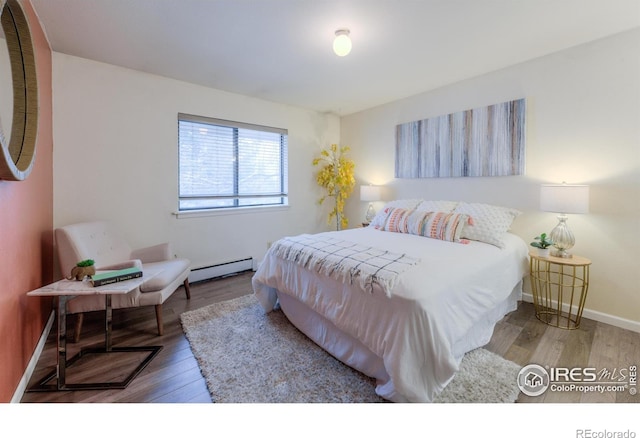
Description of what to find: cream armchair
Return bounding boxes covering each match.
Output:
[55,221,191,342]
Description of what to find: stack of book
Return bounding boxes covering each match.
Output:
[91,267,143,287]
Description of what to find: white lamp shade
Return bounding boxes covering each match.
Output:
[540,184,589,214]
[360,185,381,202]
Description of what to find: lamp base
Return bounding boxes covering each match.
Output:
[549,213,575,259]
[551,248,573,258]
[365,203,376,223]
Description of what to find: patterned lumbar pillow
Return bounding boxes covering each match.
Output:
[413,211,470,243]
[378,207,471,244]
[368,199,423,229]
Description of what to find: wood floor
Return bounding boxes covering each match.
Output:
[20,270,639,403]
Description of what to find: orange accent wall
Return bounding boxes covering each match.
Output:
[0,0,53,402]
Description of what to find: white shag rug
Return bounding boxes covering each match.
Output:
[180,294,521,403]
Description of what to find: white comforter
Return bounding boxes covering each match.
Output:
[252,227,529,402]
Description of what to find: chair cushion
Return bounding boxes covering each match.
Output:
[140,259,190,293]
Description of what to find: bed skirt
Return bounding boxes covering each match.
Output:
[274,280,522,402]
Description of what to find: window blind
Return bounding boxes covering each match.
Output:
[178,113,288,211]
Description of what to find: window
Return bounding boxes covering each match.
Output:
[178,113,288,212]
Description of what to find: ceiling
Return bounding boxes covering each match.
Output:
[31,0,640,116]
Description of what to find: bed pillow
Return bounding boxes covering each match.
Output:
[379,207,470,244]
[454,202,521,248]
[369,199,422,228]
[415,200,459,212]
[380,207,411,232]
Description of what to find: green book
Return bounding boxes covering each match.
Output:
[91,267,143,287]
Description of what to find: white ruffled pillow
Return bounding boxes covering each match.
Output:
[415,200,459,212]
[454,202,521,248]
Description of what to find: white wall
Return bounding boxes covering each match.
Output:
[51,29,639,328]
[52,53,339,271]
[342,29,640,328]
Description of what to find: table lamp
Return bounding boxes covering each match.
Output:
[540,182,589,258]
[360,185,381,223]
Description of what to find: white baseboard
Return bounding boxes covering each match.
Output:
[11,310,55,403]
[521,293,640,334]
[188,258,253,283]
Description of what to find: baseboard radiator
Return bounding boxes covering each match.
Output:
[188,258,253,283]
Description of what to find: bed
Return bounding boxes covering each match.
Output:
[251,200,529,402]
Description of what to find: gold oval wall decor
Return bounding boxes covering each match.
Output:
[0,0,38,181]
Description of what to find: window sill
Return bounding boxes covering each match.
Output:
[172,204,290,219]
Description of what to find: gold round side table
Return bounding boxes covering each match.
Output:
[528,251,591,329]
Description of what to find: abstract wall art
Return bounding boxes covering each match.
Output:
[395,98,526,178]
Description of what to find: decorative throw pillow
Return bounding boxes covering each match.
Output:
[369,199,422,228]
[454,202,522,248]
[379,207,470,244]
[381,207,412,233]
[414,211,470,243]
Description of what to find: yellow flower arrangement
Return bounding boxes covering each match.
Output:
[312,144,356,230]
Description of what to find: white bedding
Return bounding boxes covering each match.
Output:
[252,227,529,402]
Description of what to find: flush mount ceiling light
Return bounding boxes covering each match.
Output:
[333,29,352,57]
